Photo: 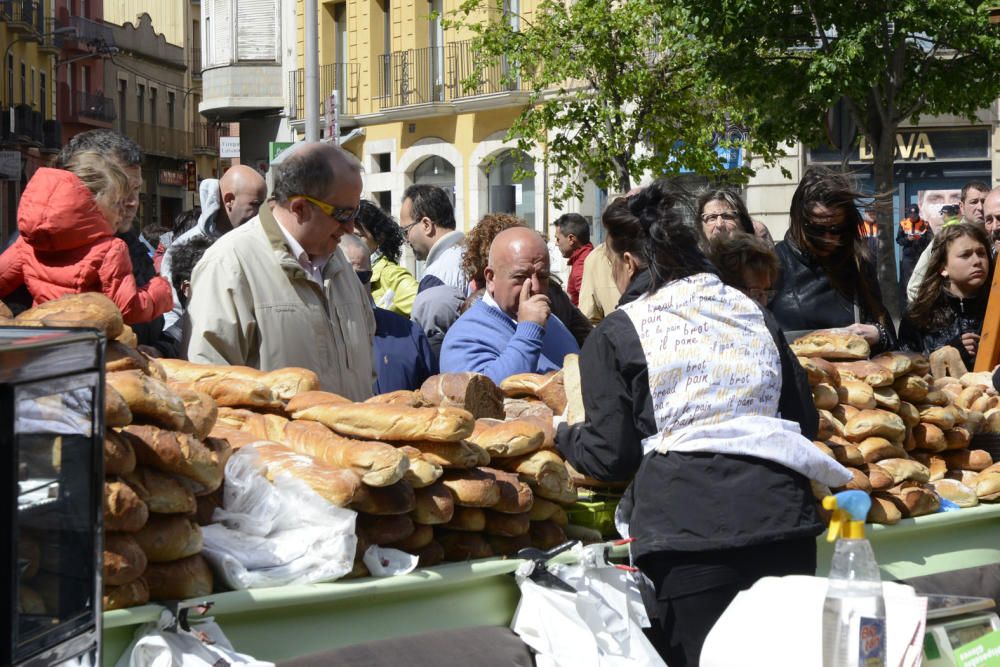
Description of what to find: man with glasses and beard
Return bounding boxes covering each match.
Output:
[185,142,376,401]
[768,166,897,353]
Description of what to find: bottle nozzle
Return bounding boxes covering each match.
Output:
[824,490,870,541]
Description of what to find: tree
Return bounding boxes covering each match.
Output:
[449,0,780,204]
[675,0,1000,316]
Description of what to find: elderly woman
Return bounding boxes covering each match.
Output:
[768,166,896,351]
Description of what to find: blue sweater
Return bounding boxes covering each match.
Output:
[373,307,437,394]
[440,298,580,384]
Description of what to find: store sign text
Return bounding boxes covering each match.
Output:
[859,133,935,161]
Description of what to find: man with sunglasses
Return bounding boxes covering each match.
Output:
[186,142,376,401]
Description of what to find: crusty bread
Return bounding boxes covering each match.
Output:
[870,352,915,379]
[929,345,967,380]
[286,390,351,413]
[832,404,860,425]
[349,478,416,515]
[104,430,136,475]
[888,484,940,518]
[790,330,869,360]
[187,376,282,410]
[911,453,947,481]
[867,493,902,525]
[293,403,476,443]
[944,427,972,450]
[940,449,993,472]
[468,419,544,458]
[116,324,138,348]
[483,509,530,537]
[145,555,213,601]
[441,468,501,507]
[871,458,930,485]
[103,577,149,611]
[856,437,905,464]
[873,387,901,412]
[834,467,872,494]
[106,341,151,374]
[894,375,929,403]
[529,520,568,550]
[867,465,895,491]
[260,367,320,402]
[236,411,290,442]
[796,356,842,387]
[104,479,148,533]
[563,353,586,424]
[412,481,456,525]
[364,390,425,408]
[827,441,864,467]
[121,425,224,494]
[420,373,505,419]
[206,425,260,450]
[486,533,533,556]
[356,513,415,546]
[503,398,555,422]
[844,410,905,443]
[133,515,203,562]
[817,410,845,439]
[103,533,148,586]
[403,440,487,469]
[918,405,959,430]
[500,371,567,414]
[444,506,487,532]
[811,383,839,410]
[252,442,362,507]
[408,540,446,567]
[107,370,187,431]
[122,466,197,515]
[105,384,133,428]
[932,479,978,507]
[16,292,123,339]
[841,380,876,410]
[488,468,535,514]
[912,423,947,453]
[388,522,434,551]
[282,420,408,487]
[974,471,1000,500]
[832,361,894,388]
[492,450,578,505]
[170,388,217,441]
[398,446,444,488]
[527,497,569,524]
[897,402,920,428]
[435,529,494,561]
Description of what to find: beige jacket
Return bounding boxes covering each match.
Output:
[577,243,622,324]
[185,204,376,401]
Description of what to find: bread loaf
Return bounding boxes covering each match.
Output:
[528,497,569,524]
[500,371,567,414]
[867,465,894,491]
[107,371,187,431]
[122,466,197,515]
[857,437,905,464]
[158,358,262,383]
[252,442,362,507]
[563,353,586,424]
[827,441,864,467]
[529,520,568,550]
[412,481,455,525]
[487,534,533,556]
[207,425,260,450]
[840,380,876,410]
[790,330,869,360]
[871,352,915,379]
[259,367,320,401]
[932,479,979,507]
[872,388,901,412]
[468,419,544,458]
[103,577,149,611]
[103,533,147,586]
[188,376,282,410]
[441,468,501,507]
[286,390,351,413]
[867,493,902,525]
[503,398,555,422]
[122,425,224,494]
[897,402,920,428]
[16,292,123,339]
[409,540,446,567]
[444,506,486,531]
[818,410,845,439]
[831,405,859,425]
[435,529,494,561]
[911,453,947,481]
[944,427,972,450]
[106,341,151,374]
[493,450,578,505]
[489,469,535,514]
[834,467,872,494]
[844,410,905,443]
[214,407,257,430]
[349,479,416,515]
[356,513,415,546]
[912,423,946,453]
[940,449,993,472]
[797,357,842,387]
[293,403,476,443]
[398,446,444,488]
[958,386,988,410]
[918,405,959,430]
[388,523,434,551]
[974,471,1000,501]
[871,458,931,485]
[173,388,218,440]
[889,484,940,518]
[929,346,967,380]
[833,361,894,388]
[364,390,425,407]
[105,384,133,428]
[0,300,11,319]
[521,415,556,450]
[104,479,148,532]
[814,441,835,458]
[894,375,929,403]
[105,430,136,475]
[419,373,505,419]
[281,419,408,487]
[812,384,839,410]
[145,555,213,601]
[404,439,486,469]
[483,510,530,537]
[195,487,224,526]
[132,514,203,562]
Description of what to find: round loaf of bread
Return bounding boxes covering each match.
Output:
[435,529,494,561]
[932,479,978,508]
[145,554,213,601]
[890,485,940,518]
[107,371,187,431]
[103,533,148,586]
[104,430,136,476]
[894,375,929,403]
[918,405,959,430]
[16,292,123,339]
[123,466,197,515]
[121,424,224,494]
[873,387,901,412]
[912,423,946,453]
[911,453,947,481]
[867,493,901,524]
[133,515,203,562]
[844,410,905,443]
[796,356,841,387]
[388,523,434,551]
[469,419,544,458]
[490,469,534,514]
[941,449,993,472]
[871,352,914,379]
[420,373,505,419]
[897,402,921,428]
[871,458,930,485]
[841,380,876,410]
[103,577,149,611]
[104,479,149,533]
[857,437,905,464]
[441,468,501,507]
[444,506,486,532]
[811,383,839,410]
[503,398,555,422]
[105,384,133,428]
[483,509,530,537]
[412,481,455,525]
[834,467,872,494]
[349,479,416,515]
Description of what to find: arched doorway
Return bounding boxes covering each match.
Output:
[412,156,456,203]
[486,150,535,228]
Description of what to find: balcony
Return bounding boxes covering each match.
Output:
[1,0,38,34]
[193,121,229,155]
[38,18,67,53]
[287,63,359,121]
[57,84,115,127]
[125,121,191,158]
[62,15,116,53]
[10,104,42,144]
[375,41,522,112]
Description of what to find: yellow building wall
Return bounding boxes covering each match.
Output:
[2,25,56,113]
[104,1,186,46]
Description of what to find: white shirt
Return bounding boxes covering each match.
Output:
[482,291,517,325]
[275,219,331,284]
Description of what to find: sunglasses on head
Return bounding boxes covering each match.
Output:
[292,194,360,223]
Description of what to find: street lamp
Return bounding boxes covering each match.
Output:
[5,26,78,126]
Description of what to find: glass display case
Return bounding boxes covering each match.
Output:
[0,327,105,667]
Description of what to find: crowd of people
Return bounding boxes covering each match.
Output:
[3,129,1000,665]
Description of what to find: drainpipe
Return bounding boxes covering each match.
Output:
[304,0,319,142]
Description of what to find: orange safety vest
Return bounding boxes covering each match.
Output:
[899,218,930,235]
[859,220,877,237]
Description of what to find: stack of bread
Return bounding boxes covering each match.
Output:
[793,330,1000,525]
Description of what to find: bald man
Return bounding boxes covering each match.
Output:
[440,227,580,384]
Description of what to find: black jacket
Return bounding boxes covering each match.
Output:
[117,229,179,357]
[899,289,988,369]
[618,268,652,308]
[556,293,822,563]
[769,237,897,352]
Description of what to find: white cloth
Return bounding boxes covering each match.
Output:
[115,611,273,667]
[274,216,331,284]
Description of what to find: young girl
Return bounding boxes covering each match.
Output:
[899,223,992,368]
[0,151,172,324]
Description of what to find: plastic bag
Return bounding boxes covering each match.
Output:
[511,543,664,667]
[200,446,357,589]
[115,610,274,667]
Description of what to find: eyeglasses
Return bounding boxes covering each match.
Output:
[399,219,422,236]
[701,211,738,225]
[745,287,775,304]
[292,194,360,223]
[803,218,850,236]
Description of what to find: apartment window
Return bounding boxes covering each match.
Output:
[504,0,519,31]
[334,3,347,106]
[150,88,157,126]
[374,152,391,173]
[429,0,443,101]
[137,84,145,123]
[378,0,391,98]
[167,91,175,129]
[117,79,127,133]
[20,62,26,105]
[39,73,45,119]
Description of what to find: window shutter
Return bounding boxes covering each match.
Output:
[237,0,277,61]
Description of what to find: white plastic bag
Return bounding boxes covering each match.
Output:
[511,543,665,667]
[200,446,357,589]
[115,610,273,667]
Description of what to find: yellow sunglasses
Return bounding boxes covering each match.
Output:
[292,194,360,223]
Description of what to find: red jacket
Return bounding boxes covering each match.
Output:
[0,168,172,324]
[567,242,593,306]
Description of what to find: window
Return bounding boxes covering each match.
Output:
[6,55,13,107]
[30,68,35,107]
[167,91,175,129]
[378,0,391,98]
[429,0,444,101]
[117,79,127,133]
[334,3,347,109]
[150,87,157,126]
[374,152,391,173]
[39,73,45,119]
[137,84,145,123]
[20,62,26,105]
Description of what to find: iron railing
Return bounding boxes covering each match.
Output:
[449,40,520,98]
[39,17,68,50]
[125,121,191,158]
[191,48,202,76]
[193,121,229,153]
[66,15,115,49]
[0,0,37,29]
[73,91,116,123]
[287,62,359,120]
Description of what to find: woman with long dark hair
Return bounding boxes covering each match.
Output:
[556,180,847,666]
[899,223,992,368]
[354,200,419,316]
[769,167,896,351]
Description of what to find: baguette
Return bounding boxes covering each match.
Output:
[419,373,505,419]
[107,371,187,431]
[790,330,869,360]
[293,403,475,443]
[281,420,408,487]
[158,358,263,383]
[286,390,351,413]
[121,425,224,494]
[252,442,362,507]
[132,515,203,562]
[145,555,213,601]
[187,376,282,410]
[403,439,486,469]
[412,481,455,525]
[261,367,320,401]
[364,390,425,407]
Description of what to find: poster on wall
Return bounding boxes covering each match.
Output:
[917,188,962,233]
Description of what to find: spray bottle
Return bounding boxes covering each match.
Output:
[821,490,886,667]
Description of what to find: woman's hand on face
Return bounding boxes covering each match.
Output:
[845,323,880,346]
[960,332,980,359]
